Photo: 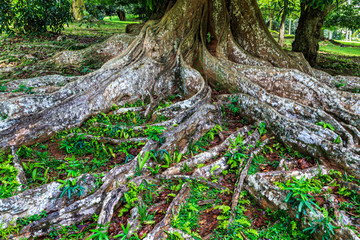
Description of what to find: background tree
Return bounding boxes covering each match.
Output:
[278,0,292,46]
[292,0,344,66]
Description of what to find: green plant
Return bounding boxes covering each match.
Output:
[0,0,72,34]
[228,96,240,114]
[0,152,20,198]
[0,219,20,240]
[304,209,338,240]
[187,125,223,155]
[58,179,85,200]
[150,149,169,161]
[337,187,352,197]
[334,135,342,144]
[230,134,244,149]
[180,162,192,173]
[165,231,185,240]
[160,150,182,168]
[16,210,47,226]
[118,182,141,217]
[211,192,259,239]
[86,225,110,240]
[147,165,161,175]
[276,176,321,218]
[316,122,335,131]
[0,85,6,92]
[144,125,166,143]
[0,113,8,120]
[257,122,267,136]
[12,85,34,94]
[334,79,346,88]
[113,223,130,240]
[49,225,59,239]
[207,32,212,43]
[352,87,360,93]
[259,208,308,239]
[138,202,155,225]
[138,151,151,173]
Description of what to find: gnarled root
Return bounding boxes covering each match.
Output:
[1,0,360,238]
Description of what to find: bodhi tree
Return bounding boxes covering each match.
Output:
[0,0,360,238]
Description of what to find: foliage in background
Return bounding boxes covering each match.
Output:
[325,0,360,30]
[0,0,72,34]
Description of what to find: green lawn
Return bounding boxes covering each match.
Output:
[0,18,138,80]
[333,40,360,47]
[276,35,360,57]
[319,41,360,56]
[62,17,140,37]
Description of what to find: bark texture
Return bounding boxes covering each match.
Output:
[72,0,86,20]
[278,0,288,47]
[0,0,359,239]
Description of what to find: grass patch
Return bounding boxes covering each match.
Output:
[0,19,137,81]
[319,42,360,57]
[333,40,360,47]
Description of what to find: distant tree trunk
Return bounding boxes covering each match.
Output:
[116,10,126,21]
[278,0,288,47]
[72,0,86,20]
[292,1,332,66]
[329,30,333,39]
[269,8,273,30]
[288,18,291,35]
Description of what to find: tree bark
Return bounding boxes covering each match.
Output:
[116,9,126,21]
[292,1,332,66]
[72,0,86,20]
[0,0,359,238]
[288,18,291,35]
[278,0,288,47]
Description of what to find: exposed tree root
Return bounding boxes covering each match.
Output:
[155,174,226,190]
[163,126,251,175]
[66,133,148,145]
[1,0,359,238]
[44,33,136,68]
[144,183,191,239]
[10,147,27,190]
[245,166,360,240]
[231,139,269,212]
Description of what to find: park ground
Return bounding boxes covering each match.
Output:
[1,18,360,82]
[1,19,360,239]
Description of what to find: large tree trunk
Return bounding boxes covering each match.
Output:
[278,0,288,47]
[292,1,332,66]
[1,0,359,239]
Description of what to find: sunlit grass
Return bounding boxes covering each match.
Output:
[333,40,360,47]
[63,16,140,37]
[319,42,360,56]
[274,35,360,57]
